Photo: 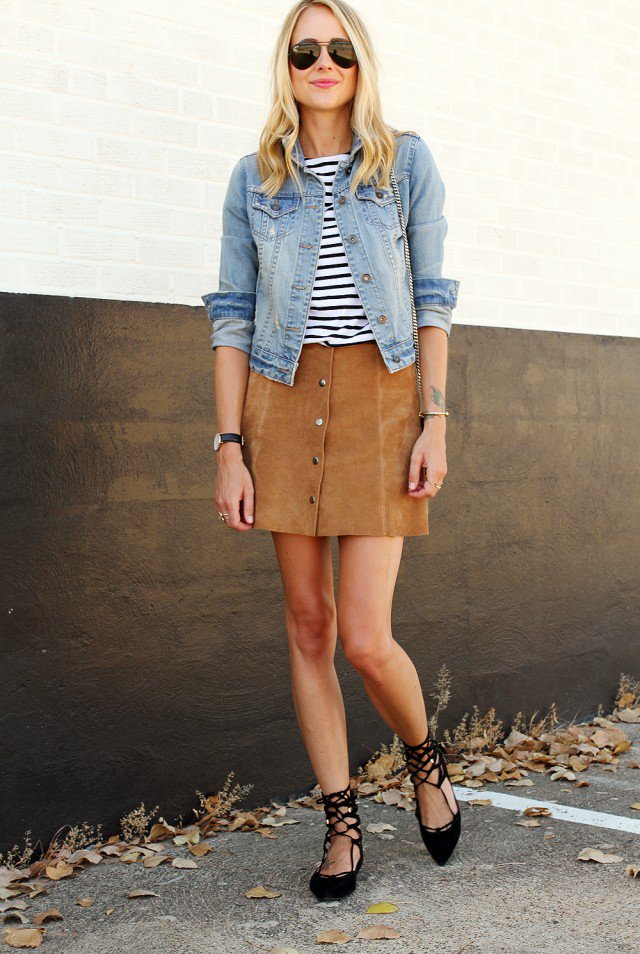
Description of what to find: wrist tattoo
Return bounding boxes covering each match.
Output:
[429,384,446,411]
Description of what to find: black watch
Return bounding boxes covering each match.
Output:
[214,432,245,451]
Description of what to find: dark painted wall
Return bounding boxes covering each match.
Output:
[1,291,638,852]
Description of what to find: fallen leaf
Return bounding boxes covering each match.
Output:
[0,903,27,914]
[543,832,555,839]
[245,886,281,899]
[106,908,115,916]
[44,863,74,881]
[127,889,160,898]
[76,898,94,907]
[366,901,398,913]
[357,925,402,939]
[189,843,213,857]
[630,803,640,811]
[173,828,200,846]
[524,807,552,817]
[616,709,640,724]
[627,864,640,879]
[505,778,534,787]
[2,928,43,948]
[366,822,396,834]
[468,799,493,807]
[316,928,351,944]
[32,910,63,927]
[515,819,540,828]
[142,855,171,868]
[171,858,197,869]
[2,914,27,925]
[577,848,623,864]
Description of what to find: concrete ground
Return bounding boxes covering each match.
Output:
[8,726,640,953]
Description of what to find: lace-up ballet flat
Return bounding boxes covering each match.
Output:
[309,783,364,900]
[401,731,461,866]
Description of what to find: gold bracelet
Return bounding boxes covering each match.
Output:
[420,410,449,417]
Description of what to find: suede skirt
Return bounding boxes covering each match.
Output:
[240,339,429,537]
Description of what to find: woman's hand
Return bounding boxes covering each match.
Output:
[407,417,447,499]
[214,444,255,530]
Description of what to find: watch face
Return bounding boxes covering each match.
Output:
[213,432,221,451]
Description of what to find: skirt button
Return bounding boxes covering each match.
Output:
[315,418,323,425]
[312,456,319,464]
[309,495,316,503]
[319,378,326,386]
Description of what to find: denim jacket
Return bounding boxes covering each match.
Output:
[202,128,460,386]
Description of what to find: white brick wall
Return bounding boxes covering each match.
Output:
[1,0,639,336]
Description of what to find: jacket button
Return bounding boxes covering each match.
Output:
[309,495,316,503]
[315,418,323,425]
[377,314,387,323]
[375,190,383,198]
[346,166,352,174]
[319,378,326,386]
[349,234,357,243]
[312,456,319,464]
[338,195,346,204]
[362,273,371,282]
[393,355,400,362]
[271,200,280,210]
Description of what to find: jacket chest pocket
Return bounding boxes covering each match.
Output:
[355,184,401,234]
[250,192,301,242]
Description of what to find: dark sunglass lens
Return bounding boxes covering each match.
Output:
[329,40,357,68]
[289,42,319,70]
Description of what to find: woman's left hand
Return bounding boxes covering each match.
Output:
[407,418,447,498]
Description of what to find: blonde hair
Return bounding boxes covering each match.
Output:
[257,0,417,198]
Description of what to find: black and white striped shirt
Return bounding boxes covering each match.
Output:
[302,153,376,347]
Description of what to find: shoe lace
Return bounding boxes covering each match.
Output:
[316,783,362,878]
[402,734,459,833]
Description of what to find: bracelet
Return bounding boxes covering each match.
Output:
[420,410,449,417]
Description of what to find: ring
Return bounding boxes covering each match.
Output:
[218,511,230,523]
[435,482,443,489]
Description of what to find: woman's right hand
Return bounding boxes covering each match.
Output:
[214,445,254,531]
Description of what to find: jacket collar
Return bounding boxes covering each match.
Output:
[281,129,363,168]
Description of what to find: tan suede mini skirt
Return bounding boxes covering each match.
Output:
[240,339,429,537]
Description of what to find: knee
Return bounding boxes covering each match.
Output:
[340,624,395,680]
[286,600,336,659]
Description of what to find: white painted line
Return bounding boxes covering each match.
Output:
[453,786,640,835]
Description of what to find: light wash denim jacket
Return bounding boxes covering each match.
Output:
[202,128,460,386]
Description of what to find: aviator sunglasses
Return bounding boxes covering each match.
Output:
[288,37,358,70]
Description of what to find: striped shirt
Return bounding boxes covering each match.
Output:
[302,153,376,348]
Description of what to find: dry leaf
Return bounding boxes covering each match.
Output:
[188,843,212,857]
[316,928,351,944]
[366,822,396,834]
[45,863,74,881]
[0,903,27,914]
[468,799,493,807]
[630,803,640,811]
[173,828,201,846]
[119,851,142,864]
[524,807,552,817]
[616,709,640,724]
[2,914,27,925]
[2,928,43,948]
[577,848,623,864]
[171,858,197,870]
[357,925,402,939]
[106,909,115,916]
[505,778,534,787]
[32,910,63,927]
[142,855,171,868]
[627,864,640,879]
[515,819,540,828]
[366,901,398,913]
[127,889,160,898]
[245,886,281,899]
[76,898,94,907]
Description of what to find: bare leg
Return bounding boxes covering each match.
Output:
[271,531,361,875]
[336,535,457,830]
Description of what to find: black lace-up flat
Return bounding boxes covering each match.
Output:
[309,782,363,900]
[401,731,461,866]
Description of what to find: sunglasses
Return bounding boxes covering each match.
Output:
[288,37,357,70]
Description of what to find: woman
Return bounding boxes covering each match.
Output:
[202,0,461,900]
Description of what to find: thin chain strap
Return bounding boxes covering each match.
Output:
[389,165,425,421]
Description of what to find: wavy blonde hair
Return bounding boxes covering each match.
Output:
[257,0,417,199]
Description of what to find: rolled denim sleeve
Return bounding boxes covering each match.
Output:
[407,135,460,336]
[201,155,258,354]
